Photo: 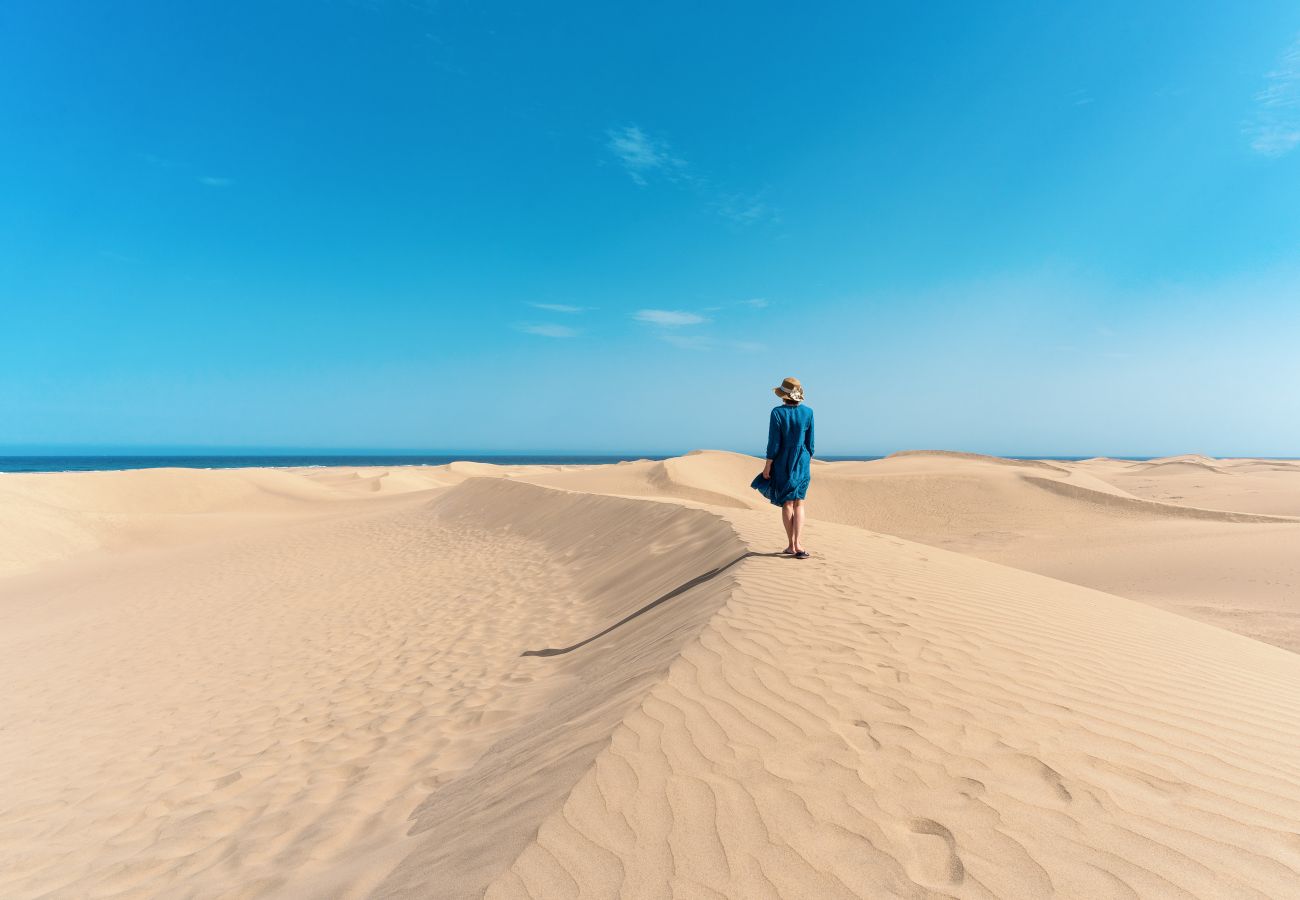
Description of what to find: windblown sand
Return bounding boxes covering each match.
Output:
[2,452,1299,898]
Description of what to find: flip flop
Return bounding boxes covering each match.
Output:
[795,551,811,559]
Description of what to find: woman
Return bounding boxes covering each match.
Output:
[754,376,814,558]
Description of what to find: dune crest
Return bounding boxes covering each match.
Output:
[486,510,1300,899]
[0,477,745,899]
[1021,474,1299,523]
[886,449,1071,472]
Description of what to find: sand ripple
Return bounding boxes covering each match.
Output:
[485,509,1300,899]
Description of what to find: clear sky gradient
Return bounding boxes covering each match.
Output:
[3,1,1299,455]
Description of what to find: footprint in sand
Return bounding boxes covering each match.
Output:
[905,817,964,886]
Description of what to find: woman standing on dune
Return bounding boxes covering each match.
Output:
[754,376,814,559]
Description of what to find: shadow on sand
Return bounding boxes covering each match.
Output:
[521,551,788,658]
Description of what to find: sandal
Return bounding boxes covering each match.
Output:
[794,551,811,559]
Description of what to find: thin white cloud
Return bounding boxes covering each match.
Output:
[530,303,586,314]
[634,306,762,352]
[518,323,578,338]
[198,176,234,187]
[633,309,708,326]
[742,297,769,309]
[605,125,684,186]
[1247,35,1300,157]
[605,123,777,225]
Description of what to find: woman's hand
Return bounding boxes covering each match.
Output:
[762,460,773,480]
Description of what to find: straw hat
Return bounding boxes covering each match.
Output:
[774,376,804,403]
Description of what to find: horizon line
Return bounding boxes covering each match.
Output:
[2,448,1297,461]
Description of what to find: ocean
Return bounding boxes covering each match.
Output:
[0,454,690,474]
[0,454,1174,474]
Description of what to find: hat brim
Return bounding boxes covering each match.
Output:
[774,387,804,401]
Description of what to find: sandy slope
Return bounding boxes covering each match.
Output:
[2,454,1299,898]
[502,450,1300,652]
[0,477,741,898]
[1072,455,1300,517]
[808,453,1300,653]
[0,466,454,580]
[487,509,1300,900]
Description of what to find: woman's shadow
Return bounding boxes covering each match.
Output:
[521,551,788,658]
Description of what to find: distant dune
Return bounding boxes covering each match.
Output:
[2,452,1299,898]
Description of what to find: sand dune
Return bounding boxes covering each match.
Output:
[1139,454,1224,466]
[514,451,766,510]
[1128,459,1227,475]
[1077,456,1300,518]
[0,466,449,579]
[510,452,1300,651]
[0,477,741,898]
[886,448,1072,472]
[1021,473,1293,522]
[3,453,1299,898]
[487,507,1300,900]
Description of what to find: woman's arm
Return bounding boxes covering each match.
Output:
[805,410,815,458]
[764,409,780,478]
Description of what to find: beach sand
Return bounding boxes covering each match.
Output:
[2,453,1298,898]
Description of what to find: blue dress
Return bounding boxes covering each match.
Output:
[751,403,814,505]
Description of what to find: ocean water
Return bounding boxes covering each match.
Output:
[0,454,1169,474]
[0,454,687,474]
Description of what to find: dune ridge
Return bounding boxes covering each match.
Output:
[509,452,1300,650]
[485,508,1300,899]
[1129,460,1227,475]
[885,449,1072,473]
[1021,474,1300,523]
[371,480,749,899]
[0,476,746,899]
[0,466,452,580]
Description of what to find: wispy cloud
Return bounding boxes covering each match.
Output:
[633,306,762,352]
[605,125,685,186]
[530,303,586,314]
[518,323,578,338]
[741,297,769,309]
[633,309,708,326]
[1247,35,1300,157]
[198,176,234,188]
[604,122,777,224]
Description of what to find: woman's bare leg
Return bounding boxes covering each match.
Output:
[792,500,807,554]
[781,502,795,552]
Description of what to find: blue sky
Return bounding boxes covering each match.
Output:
[3,1,1299,455]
